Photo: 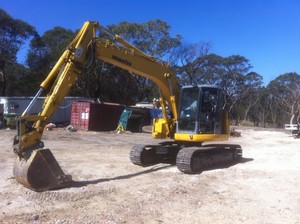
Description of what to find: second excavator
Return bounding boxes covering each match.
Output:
[13,21,242,191]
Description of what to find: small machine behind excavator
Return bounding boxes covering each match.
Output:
[284,113,300,138]
[13,21,242,191]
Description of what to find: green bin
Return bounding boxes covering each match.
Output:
[4,113,17,129]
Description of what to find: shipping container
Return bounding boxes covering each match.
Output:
[70,102,125,131]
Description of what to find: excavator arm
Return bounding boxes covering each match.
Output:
[94,35,179,138]
[14,22,98,156]
[13,21,180,191]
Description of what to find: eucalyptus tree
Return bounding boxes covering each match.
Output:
[107,19,182,58]
[267,72,300,125]
[175,51,264,124]
[177,53,254,108]
[26,27,75,95]
[0,9,36,95]
[239,72,263,124]
[172,42,212,85]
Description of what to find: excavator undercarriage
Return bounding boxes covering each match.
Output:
[130,142,242,173]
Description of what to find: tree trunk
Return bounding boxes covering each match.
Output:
[0,71,5,96]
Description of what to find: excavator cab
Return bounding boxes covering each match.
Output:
[175,85,229,142]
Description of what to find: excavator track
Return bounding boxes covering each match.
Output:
[176,144,242,174]
[130,143,242,174]
[130,144,158,166]
[130,142,182,167]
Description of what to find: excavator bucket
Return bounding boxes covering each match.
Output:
[13,148,72,192]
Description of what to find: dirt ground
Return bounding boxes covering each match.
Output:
[0,126,300,224]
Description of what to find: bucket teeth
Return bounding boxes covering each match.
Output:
[13,148,72,192]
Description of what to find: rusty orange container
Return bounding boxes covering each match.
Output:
[70,102,125,131]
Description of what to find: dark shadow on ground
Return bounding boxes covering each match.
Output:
[71,156,253,188]
[71,164,173,188]
[199,157,254,173]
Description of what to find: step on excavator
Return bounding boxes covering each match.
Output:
[13,21,242,191]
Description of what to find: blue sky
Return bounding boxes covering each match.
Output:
[1,0,299,85]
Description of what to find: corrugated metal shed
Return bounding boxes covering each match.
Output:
[0,96,90,125]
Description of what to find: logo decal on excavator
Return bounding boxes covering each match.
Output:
[112,55,132,66]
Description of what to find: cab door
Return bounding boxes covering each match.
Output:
[198,87,227,134]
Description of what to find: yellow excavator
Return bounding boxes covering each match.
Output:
[13,21,242,191]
